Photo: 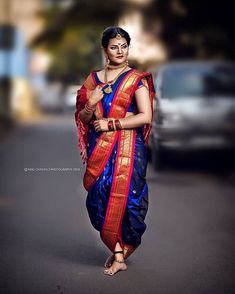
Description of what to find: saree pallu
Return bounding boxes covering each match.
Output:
[75,68,155,260]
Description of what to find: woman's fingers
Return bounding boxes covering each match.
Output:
[93,120,100,132]
[93,120,100,125]
[96,85,104,97]
[94,119,109,132]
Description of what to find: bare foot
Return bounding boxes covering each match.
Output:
[104,254,115,268]
[103,260,127,276]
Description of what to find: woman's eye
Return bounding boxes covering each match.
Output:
[110,45,127,50]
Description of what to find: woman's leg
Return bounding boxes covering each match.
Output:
[103,242,127,276]
[104,241,122,268]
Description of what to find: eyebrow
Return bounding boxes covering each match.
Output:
[109,43,127,47]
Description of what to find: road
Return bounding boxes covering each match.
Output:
[0,114,234,294]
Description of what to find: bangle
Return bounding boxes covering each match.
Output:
[84,102,95,114]
[107,120,114,131]
[85,102,95,111]
[112,118,116,130]
[114,119,123,130]
[84,108,92,114]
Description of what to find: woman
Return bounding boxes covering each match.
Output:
[75,26,155,276]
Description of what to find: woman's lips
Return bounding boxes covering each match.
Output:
[116,56,124,59]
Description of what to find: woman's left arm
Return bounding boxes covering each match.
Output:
[119,85,152,128]
[93,83,152,132]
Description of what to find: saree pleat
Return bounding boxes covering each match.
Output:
[75,68,155,260]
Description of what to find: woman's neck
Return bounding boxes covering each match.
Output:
[106,61,127,70]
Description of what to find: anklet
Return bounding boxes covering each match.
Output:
[114,250,124,254]
[114,259,125,263]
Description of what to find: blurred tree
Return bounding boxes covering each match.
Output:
[31,0,234,83]
[31,0,124,84]
[46,26,101,84]
[144,0,234,60]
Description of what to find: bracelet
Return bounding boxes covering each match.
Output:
[107,120,114,131]
[112,118,116,131]
[85,102,95,111]
[84,108,93,114]
[84,102,96,114]
[114,119,123,130]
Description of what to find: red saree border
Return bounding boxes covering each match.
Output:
[91,72,103,118]
[75,69,155,161]
[99,70,155,259]
[118,128,137,260]
[75,73,97,158]
[83,131,119,191]
[83,69,138,191]
[100,128,136,257]
[108,69,136,116]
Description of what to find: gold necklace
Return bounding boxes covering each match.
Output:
[106,62,126,69]
[104,65,128,94]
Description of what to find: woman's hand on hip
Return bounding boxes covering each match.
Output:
[93,119,108,132]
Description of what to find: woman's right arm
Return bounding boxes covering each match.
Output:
[78,97,96,124]
[78,85,104,124]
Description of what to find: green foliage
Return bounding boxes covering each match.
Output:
[32,1,122,83]
[47,26,102,83]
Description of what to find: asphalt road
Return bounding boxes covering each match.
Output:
[0,114,235,294]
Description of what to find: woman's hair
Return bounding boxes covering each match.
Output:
[101,26,131,48]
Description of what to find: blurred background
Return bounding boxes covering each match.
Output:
[0,0,235,170]
[0,1,235,293]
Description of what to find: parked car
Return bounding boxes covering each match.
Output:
[37,82,64,113]
[64,85,81,110]
[150,61,235,170]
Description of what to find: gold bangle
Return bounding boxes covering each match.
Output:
[114,119,123,130]
[112,118,116,131]
[84,108,93,114]
[107,119,114,131]
[86,101,96,109]
[84,102,95,114]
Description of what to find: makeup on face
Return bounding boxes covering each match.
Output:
[105,37,129,64]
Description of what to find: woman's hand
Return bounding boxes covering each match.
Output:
[89,85,104,106]
[93,119,109,132]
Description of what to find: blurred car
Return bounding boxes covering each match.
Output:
[150,61,235,169]
[64,85,81,110]
[37,82,64,112]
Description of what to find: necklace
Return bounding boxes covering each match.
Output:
[106,62,126,69]
[104,65,128,94]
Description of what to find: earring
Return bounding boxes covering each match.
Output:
[105,57,110,69]
[126,60,129,66]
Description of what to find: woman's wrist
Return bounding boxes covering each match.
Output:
[87,99,97,108]
[107,119,123,131]
[107,119,115,131]
[114,119,123,130]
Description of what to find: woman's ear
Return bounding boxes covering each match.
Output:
[103,51,109,61]
[103,48,107,57]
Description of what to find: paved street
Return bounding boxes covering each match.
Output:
[0,114,235,294]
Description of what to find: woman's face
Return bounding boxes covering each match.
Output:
[104,37,129,65]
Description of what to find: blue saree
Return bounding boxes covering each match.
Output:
[75,68,155,259]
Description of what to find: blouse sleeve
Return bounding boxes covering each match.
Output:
[136,78,149,90]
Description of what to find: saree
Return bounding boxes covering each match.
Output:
[75,68,155,260]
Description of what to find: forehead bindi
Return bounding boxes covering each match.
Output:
[108,37,127,46]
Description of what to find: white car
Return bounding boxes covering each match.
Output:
[151,61,235,169]
[64,85,81,110]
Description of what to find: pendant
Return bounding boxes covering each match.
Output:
[104,85,112,94]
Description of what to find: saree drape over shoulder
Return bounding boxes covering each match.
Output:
[75,68,155,260]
